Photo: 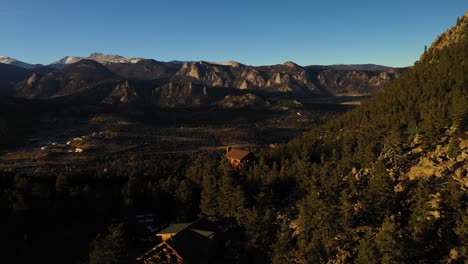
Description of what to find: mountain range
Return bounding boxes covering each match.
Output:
[0,53,406,108]
[0,56,37,69]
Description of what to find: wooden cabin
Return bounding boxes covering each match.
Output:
[225,146,254,167]
[137,219,217,264]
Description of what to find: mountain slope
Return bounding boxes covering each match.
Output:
[155,60,321,95]
[328,64,395,71]
[174,61,402,96]
[1,53,403,107]
[50,53,144,69]
[423,10,468,59]
[16,60,120,101]
[105,59,181,80]
[267,10,468,264]
[312,67,402,95]
[0,56,36,69]
[0,63,33,96]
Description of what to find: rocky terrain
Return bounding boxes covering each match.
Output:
[15,60,119,101]
[423,10,468,60]
[404,129,468,185]
[314,67,400,95]
[50,52,145,69]
[0,56,36,69]
[0,54,406,108]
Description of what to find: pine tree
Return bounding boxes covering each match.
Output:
[363,161,395,226]
[271,218,294,264]
[455,208,468,261]
[375,217,404,264]
[437,178,467,262]
[356,231,380,264]
[407,178,441,262]
[175,179,196,221]
[297,190,338,263]
[339,188,355,229]
[217,164,245,221]
[449,86,468,130]
[89,224,128,264]
[200,173,218,221]
[244,208,276,251]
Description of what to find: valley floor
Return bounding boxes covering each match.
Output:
[0,99,355,174]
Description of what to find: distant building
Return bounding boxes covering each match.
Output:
[137,219,217,264]
[225,146,254,167]
[74,148,83,153]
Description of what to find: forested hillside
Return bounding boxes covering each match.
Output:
[0,10,467,264]
[191,10,468,263]
[252,11,468,263]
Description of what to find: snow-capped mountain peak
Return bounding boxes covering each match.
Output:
[88,52,144,64]
[0,56,36,69]
[53,56,84,65]
[50,53,144,68]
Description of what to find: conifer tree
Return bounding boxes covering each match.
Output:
[297,190,337,263]
[356,231,380,264]
[200,173,218,220]
[455,208,468,261]
[375,217,404,264]
[363,161,395,226]
[339,188,355,229]
[175,179,196,221]
[217,163,245,221]
[244,208,276,251]
[407,179,439,259]
[449,86,468,130]
[271,218,294,264]
[89,224,128,264]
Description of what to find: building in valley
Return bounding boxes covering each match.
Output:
[225,146,254,167]
[137,219,217,264]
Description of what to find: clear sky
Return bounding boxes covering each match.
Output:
[1,0,467,67]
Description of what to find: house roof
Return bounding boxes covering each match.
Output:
[226,148,252,160]
[165,228,214,261]
[157,223,192,235]
[138,218,217,263]
[190,229,215,239]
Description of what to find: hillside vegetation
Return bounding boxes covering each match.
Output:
[0,10,467,264]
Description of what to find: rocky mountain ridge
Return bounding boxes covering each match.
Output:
[421,10,468,62]
[0,56,36,69]
[7,58,405,108]
[50,53,145,69]
[0,51,407,108]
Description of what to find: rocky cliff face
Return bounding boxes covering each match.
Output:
[105,59,180,80]
[177,61,237,88]
[422,11,468,62]
[16,60,119,100]
[404,130,468,185]
[174,60,399,96]
[152,78,210,107]
[316,68,401,95]
[9,56,404,108]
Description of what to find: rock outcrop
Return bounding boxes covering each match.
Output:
[422,11,468,62]
[16,60,119,100]
[316,68,402,95]
[7,56,404,108]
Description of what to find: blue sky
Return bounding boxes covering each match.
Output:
[1,0,467,67]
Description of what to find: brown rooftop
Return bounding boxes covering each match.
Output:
[225,147,252,160]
